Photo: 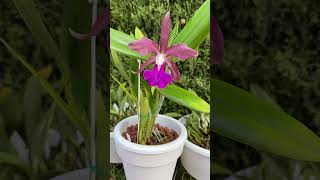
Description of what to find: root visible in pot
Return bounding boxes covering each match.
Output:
[122,124,178,145]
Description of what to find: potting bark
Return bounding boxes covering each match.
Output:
[122,124,178,145]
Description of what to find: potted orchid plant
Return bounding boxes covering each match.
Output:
[110,0,210,179]
[179,91,210,180]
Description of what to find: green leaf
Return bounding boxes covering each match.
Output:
[0,39,89,138]
[129,59,139,99]
[0,152,30,175]
[159,85,209,113]
[24,77,42,144]
[110,109,119,116]
[168,23,179,46]
[96,91,109,180]
[135,27,144,39]
[139,94,150,144]
[61,0,91,113]
[213,79,320,161]
[30,104,55,176]
[211,162,232,175]
[37,65,53,79]
[110,28,147,60]
[12,0,69,81]
[173,0,210,49]
[110,74,136,102]
[110,50,132,88]
[163,112,182,118]
[249,84,282,111]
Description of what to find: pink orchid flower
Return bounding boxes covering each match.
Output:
[128,12,198,89]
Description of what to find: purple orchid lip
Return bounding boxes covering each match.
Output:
[144,64,172,89]
[128,11,198,89]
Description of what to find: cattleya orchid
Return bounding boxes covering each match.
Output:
[128,12,198,89]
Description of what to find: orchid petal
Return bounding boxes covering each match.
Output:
[143,65,158,87]
[69,7,109,40]
[138,56,156,73]
[166,58,180,81]
[165,44,198,61]
[128,37,160,56]
[157,65,172,89]
[212,17,224,64]
[160,12,172,52]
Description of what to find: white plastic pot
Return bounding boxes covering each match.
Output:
[110,132,122,163]
[179,116,210,180]
[113,114,187,180]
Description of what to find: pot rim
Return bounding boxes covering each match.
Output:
[113,114,187,154]
[179,115,210,157]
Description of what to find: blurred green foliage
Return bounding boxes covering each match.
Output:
[0,0,61,91]
[0,0,107,179]
[214,0,320,178]
[215,0,320,130]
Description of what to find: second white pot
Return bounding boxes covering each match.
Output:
[113,114,187,180]
[179,116,210,180]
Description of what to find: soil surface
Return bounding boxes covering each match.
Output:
[189,137,210,150]
[122,124,178,145]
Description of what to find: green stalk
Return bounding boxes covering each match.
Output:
[139,94,150,144]
[144,89,160,142]
[152,89,160,113]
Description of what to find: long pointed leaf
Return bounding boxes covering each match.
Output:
[159,85,209,113]
[110,28,146,60]
[213,79,320,161]
[173,0,210,49]
[110,50,131,87]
